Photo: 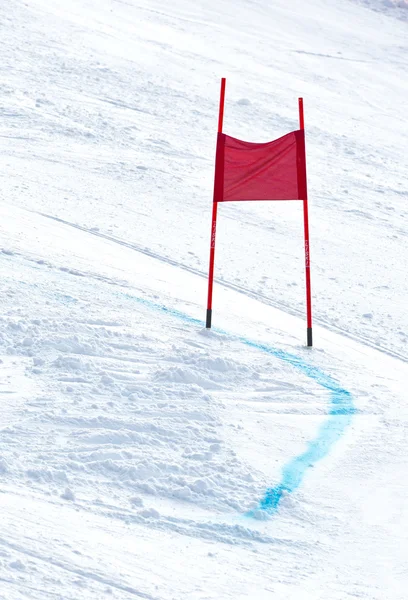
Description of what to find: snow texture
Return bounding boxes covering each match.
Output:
[0,0,407,598]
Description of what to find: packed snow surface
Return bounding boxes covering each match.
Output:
[1,0,407,598]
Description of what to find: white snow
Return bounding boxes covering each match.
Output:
[0,0,407,598]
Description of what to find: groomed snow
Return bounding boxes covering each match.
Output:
[1,0,407,598]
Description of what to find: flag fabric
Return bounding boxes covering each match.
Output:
[213,130,307,202]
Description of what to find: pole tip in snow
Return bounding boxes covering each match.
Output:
[307,327,313,347]
[206,309,212,329]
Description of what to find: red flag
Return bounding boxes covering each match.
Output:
[214,130,307,202]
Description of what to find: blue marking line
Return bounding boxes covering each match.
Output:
[1,243,356,513]
[122,292,355,515]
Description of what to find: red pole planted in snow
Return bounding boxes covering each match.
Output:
[206,77,226,329]
[298,98,313,347]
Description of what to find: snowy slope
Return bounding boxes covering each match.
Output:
[1,0,408,599]
[2,0,408,358]
[2,202,408,600]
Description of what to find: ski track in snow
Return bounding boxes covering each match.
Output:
[1,0,408,598]
[1,245,354,518]
[32,208,408,364]
[2,218,407,599]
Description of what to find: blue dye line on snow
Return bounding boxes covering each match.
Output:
[120,292,355,514]
[239,338,355,513]
[2,250,355,513]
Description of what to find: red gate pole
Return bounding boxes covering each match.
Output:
[206,77,226,328]
[298,98,313,347]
